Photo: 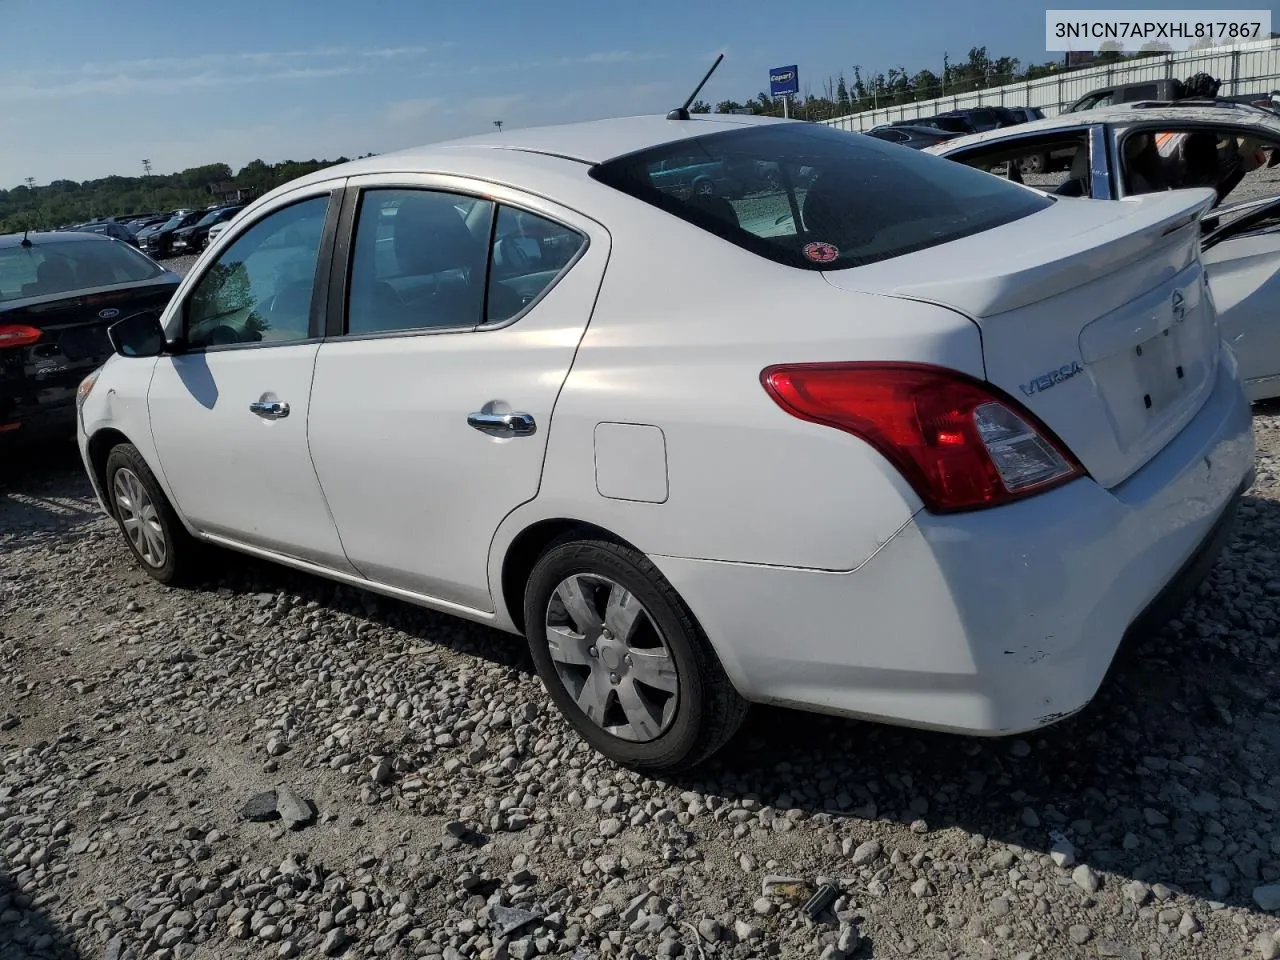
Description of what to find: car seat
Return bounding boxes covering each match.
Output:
[1054,149,1091,197]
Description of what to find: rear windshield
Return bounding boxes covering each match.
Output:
[0,239,166,303]
[589,123,1052,271]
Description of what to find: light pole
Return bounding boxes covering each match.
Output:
[141,159,152,176]
[493,120,503,132]
[23,177,34,190]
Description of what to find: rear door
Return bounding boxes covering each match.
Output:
[305,177,608,611]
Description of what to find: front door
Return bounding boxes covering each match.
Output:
[306,182,608,610]
[148,189,355,569]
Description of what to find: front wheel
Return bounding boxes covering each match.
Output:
[524,538,748,771]
[105,443,202,585]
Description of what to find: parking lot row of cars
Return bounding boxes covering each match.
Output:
[57,203,245,258]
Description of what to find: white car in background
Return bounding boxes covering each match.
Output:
[76,115,1253,771]
[927,101,1280,400]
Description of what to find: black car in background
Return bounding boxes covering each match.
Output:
[0,232,181,441]
[136,210,201,260]
[867,124,958,149]
[170,205,244,254]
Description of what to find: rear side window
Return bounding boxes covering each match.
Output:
[0,239,165,303]
[345,188,587,335]
[590,123,1052,271]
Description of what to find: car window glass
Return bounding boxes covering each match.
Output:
[592,124,1052,271]
[0,239,165,303]
[947,131,1093,197]
[1123,127,1280,219]
[486,206,586,324]
[345,189,493,336]
[184,195,329,349]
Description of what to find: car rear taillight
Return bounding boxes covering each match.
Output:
[0,325,41,349]
[761,362,1085,513]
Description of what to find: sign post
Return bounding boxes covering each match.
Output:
[769,64,799,119]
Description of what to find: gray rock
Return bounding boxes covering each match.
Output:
[1050,839,1076,868]
[1069,925,1093,945]
[1123,881,1151,904]
[697,918,722,942]
[1009,739,1031,757]
[1020,807,1040,828]
[239,791,278,822]
[1072,864,1100,894]
[275,785,314,829]
[1179,912,1201,936]
[1255,932,1280,960]
[1258,885,1280,911]
[850,839,881,866]
[989,897,1011,917]
[599,818,623,839]
[838,923,860,952]
[370,758,392,785]
[752,897,778,917]
[321,929,349,955]
[492,905,542,938]
[735,919,763,941]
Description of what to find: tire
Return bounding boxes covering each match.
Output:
[524,537,749,772]
[692,179,716,197]
[1019,153,1047,175]
[104,443,201,585]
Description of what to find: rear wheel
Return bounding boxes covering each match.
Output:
[1019,153,1047,175]
[693,178,716,197]
[105,443,201,585]
[524,538,748,771]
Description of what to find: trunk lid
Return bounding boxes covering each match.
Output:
[0,277,179,413]
[821,189,1220,489]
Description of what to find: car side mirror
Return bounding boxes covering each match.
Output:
[108,311,172,358]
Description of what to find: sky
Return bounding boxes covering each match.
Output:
[2,0,1273,188]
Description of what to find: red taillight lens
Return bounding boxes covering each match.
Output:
[761,362,1085,513]
[0,325,41,349]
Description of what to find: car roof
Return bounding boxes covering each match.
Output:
[926,102,1280,154]
[270,114,793,189]
[0,231,113,249]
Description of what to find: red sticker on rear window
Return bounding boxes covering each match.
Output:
[803,241,839,263]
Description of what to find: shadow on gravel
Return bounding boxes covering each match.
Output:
[0,439,102,553]
[0,869,83,959]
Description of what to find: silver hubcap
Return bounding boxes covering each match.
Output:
[113,467,166,568]
[544,574,679,743]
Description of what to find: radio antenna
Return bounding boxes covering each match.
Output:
[667,53,725,121]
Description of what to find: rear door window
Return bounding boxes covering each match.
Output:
[590,123,1052,271]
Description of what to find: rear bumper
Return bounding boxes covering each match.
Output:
[0,397,76,442]
[651,352,1255,735]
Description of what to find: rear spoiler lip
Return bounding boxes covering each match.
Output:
[821,188,1215,319]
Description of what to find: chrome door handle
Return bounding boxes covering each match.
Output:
[249,400,290,420]
[467,411,536,437]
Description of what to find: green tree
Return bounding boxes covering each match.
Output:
[690,99,711,113]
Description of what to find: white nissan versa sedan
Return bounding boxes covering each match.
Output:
[76,114,1255,772]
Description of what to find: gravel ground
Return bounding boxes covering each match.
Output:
[6,411,1280,960]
